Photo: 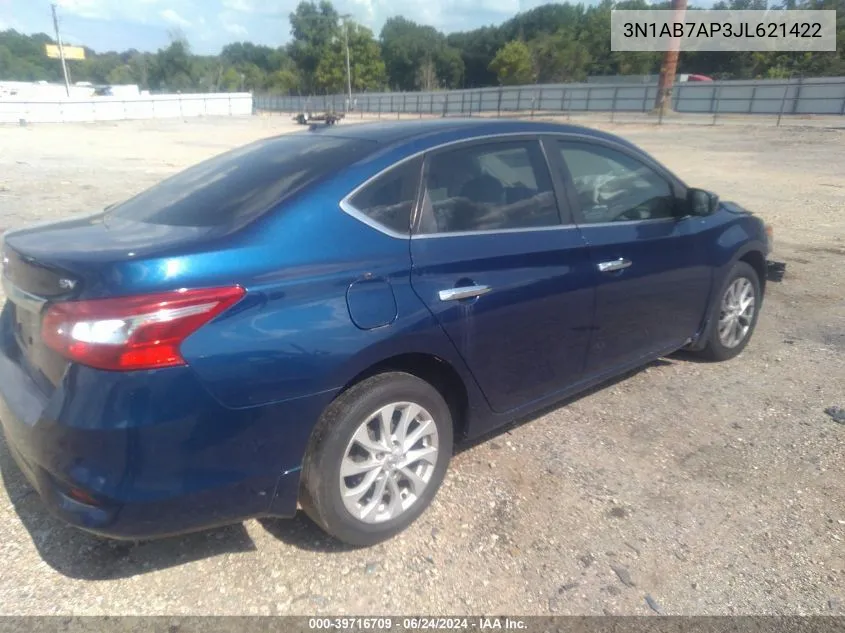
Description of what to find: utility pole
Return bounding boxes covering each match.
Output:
[51,3,71,97]
[653,0,687,115]
[341,15,352,112]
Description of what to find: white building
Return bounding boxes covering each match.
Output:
[0,81,140,100]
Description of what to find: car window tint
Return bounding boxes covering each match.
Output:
[558,142,675,224]
[107,135,377,228]
[420,141,560,234]
[348,159,420,235]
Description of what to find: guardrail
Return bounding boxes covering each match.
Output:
[0,93,253,124]
[256,78,845,125]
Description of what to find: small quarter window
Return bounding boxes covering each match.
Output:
[347,159,421,235]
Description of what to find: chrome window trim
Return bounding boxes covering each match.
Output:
[577,217,678,228]
[338,198,411,240]
[338,130,685,239]
[410,224,579,240]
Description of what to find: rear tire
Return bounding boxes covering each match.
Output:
[301,372,453,546]
[697,261,761,361]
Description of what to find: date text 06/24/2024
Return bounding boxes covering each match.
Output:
[307,617,528,630]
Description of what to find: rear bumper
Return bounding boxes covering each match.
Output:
[0,342,333,539]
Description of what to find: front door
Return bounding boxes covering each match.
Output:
[552,139,712,376]
[409,138,595,414]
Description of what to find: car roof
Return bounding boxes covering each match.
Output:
[300,118,638,152]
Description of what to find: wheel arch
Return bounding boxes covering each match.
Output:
[688,241,767,351]
[738,248,767,296]
[336,352,472,442]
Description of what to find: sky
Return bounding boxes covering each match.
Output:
[0,0,552,55]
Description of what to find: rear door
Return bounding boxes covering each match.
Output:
[549,138,712,376]
[409,137,595,414]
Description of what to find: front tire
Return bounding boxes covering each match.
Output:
[697,261,761,361]
[301,372,453,546]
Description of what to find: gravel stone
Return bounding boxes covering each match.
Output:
[609,563,635,588]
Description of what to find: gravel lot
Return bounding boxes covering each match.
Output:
[0,115,843,616]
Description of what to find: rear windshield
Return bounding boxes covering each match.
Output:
[106,134,376,227]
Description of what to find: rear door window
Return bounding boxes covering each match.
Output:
[106,135,376,228]
[418,140,560,234]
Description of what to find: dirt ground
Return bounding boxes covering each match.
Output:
[0,115,843,616]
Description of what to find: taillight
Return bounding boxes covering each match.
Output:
[41,286,245,371]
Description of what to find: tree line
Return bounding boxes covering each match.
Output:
[1,0,842,95]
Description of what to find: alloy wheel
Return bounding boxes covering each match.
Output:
[339,402,439,524]
[718,277,756,348]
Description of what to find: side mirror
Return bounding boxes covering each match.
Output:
[687,188,719,216]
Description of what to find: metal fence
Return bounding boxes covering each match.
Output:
[255,77,845,125]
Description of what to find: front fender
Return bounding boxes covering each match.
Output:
[687,230,768,351]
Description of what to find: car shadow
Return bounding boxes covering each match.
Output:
[454,357,675,454]
[0,435,257,580]
[668,348,713,364]
[258,514,360,553]
[1,357,680,570]
[262,357,678,551]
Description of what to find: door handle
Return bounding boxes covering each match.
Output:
[597,258,632,273]
[438,285,491,302]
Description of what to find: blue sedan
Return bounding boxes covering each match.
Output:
[0,119,771,545]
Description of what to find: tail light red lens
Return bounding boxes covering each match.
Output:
[41,286,245,371]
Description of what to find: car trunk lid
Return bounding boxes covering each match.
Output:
[1,213,220,390]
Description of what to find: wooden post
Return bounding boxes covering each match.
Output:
[654,0,687,115]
